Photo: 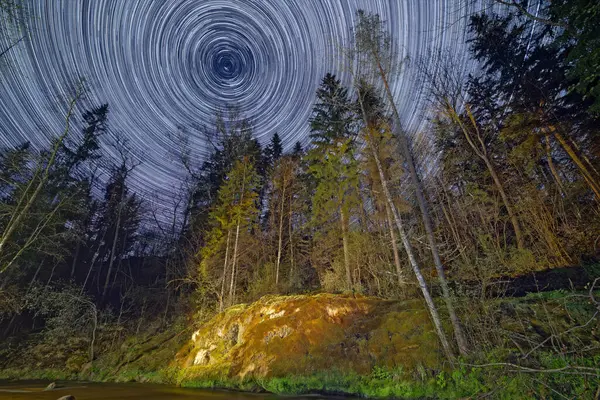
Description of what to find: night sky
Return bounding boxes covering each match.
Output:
[0,0,483,210]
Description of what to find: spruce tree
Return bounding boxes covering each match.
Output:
[307,74,359,291]
[200,156,260,310]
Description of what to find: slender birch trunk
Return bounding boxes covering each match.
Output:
[275,180,287,286]
[229,221,241,305]
[288,194,295,286]
[219,229,232,312]
[229,160,248,305]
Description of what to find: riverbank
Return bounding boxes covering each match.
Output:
[1,290,599,398]
[0,380,332,399]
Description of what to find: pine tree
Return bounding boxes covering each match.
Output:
[264,133,283,167]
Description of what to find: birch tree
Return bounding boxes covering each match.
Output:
[353,10,469,356]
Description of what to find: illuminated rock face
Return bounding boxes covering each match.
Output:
[176,293,441,382]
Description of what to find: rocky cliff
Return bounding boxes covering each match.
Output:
[176,293,442,384]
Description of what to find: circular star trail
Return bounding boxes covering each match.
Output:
[0,0,483,208]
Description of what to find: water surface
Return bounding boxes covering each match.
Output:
[0,381,347,399]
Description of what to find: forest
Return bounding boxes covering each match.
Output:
[1,0,600,398]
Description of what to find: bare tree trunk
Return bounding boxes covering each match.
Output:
[27,259,44,293]
[81,238,104,295]
[544,134,565,195]
[551,127,600,199]
[439,187,469,265]
[0,36,25,59]
[229,160,250,305]
[384,200,404,286]
[450,104,524,252]
[89,304,97,362]
[340,209,353,290]
[103,200,123,298]
[71,241,81,279]
[484,151,524,249]
[45,260,59,288]
[275,181,286,287]
[229,223,240,305]
[288,194,295,286]
[375,65,469,355]
[163,290,171,327]
[219,229,232,312]
[229,220,241,306]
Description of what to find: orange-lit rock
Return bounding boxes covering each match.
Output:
[176,293,442,383]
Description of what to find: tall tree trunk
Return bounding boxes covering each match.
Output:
[373,64,469,355]
[450,104,524,251]
[27,259,44,293]
[544,134,565,195]
[81,238,105,295]
[384,199,404,286]
[483,151,524,250]
[229,161,248,305]
[288,194,295,286]
[103,201,123,298]
[551,127,600,199]
[219,229,232,312]
[229,220,241,305]
[340,208,353,290]
[71,241,81,279]
[45,261,59,288]
[275,182,286,287]
[439,186,469,265]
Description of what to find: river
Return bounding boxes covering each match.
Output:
[0,381,348,399]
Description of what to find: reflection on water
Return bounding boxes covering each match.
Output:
[0,381,347,400]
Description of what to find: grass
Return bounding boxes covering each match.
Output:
[177,358,599,399]
[2,356,598,399]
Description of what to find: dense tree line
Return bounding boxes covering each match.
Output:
[0,0,599,368]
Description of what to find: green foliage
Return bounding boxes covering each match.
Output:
[199,156,261,306]
[24,283,96,340]
[548,0,600,114]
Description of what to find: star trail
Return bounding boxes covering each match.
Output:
[0,0,483,208]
